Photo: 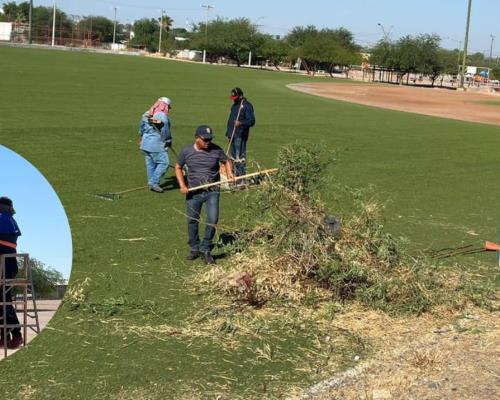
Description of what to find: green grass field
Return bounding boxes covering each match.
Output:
[477,99,500,107]
[0,45,499,399]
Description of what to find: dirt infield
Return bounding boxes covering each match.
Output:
[288,82,500,126]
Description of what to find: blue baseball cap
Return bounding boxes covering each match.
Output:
[195,125,214,140]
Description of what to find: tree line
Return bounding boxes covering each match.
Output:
[371,34,499,85]
[1,1,498,80]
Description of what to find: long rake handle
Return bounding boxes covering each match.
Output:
[112,164,176,196]
[188,168,278,192]
[115,185,149,195]
[226,100,245,156]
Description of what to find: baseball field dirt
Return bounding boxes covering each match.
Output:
[288,82,500,126]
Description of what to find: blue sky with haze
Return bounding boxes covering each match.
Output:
[0,145,72,279]
[15,0,500,56]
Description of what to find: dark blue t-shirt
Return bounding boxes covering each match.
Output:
[177,143,228,188]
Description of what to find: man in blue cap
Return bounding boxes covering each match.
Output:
[0,196,23,349]
[175,126,234,264]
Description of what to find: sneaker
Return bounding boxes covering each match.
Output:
[202,252,216,265]
[149,184,164,193]
[7,334,23,349]
[186,250,200,261]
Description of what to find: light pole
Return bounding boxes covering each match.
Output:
[158,9,164,53]
[489,34,495,69]
[112,7,117,47]
[248,16,265,66]
[51,0,56,46]
[460,0,473,89]
[201,3,214,63]
[28,0,33,44]
[377,22,393,41]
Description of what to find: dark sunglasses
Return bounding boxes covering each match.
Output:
[197,136,212,142]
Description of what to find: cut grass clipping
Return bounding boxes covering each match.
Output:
[193,142,496,328]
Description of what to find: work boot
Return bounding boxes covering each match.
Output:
[7,334,23,349]
[186,250,200,261]
[149,184,164,193]
[203,252,216,265]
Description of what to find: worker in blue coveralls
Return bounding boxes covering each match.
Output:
[139,97,173,193]
[225,87,256,178]
[0,196,23,349]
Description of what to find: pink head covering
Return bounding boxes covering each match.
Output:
[147,97,171,115]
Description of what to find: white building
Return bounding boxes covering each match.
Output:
[0,22,12,41]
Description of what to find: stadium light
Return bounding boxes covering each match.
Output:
[113,7,117,46]
[460,0,473,89]
[489,35,495,68]
[201,3,214,63]
[51,0,56,46]
[158,9,164,53]
[377,23,393,41]
[28,0,32,44]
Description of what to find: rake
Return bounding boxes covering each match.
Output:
[94,163,175,201]
[188,168,278,192]
[432,241,500,259]
[94,185,149,201]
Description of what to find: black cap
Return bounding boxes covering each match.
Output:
[0,197,13,207]
[230,87,244,97]
[195,125,214,140]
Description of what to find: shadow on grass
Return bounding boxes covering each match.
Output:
[160,176,180,191]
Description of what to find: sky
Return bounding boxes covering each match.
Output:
[0,145,72,280]
[17,0,500,56]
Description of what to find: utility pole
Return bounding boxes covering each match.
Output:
[28,0,33,44]
[489,34,495,69]
[112,7,117,47]
[201,3,214,63]
[460,0,473,89]
[158,9,164,53]
[51,0,56,46]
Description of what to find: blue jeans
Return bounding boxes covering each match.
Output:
[230,136,248,177]
[186,191,220,253]
[143,150,169,186]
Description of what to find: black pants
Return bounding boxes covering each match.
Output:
[0,245,21,338]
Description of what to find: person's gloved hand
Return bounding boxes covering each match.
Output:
[164,140,172,148]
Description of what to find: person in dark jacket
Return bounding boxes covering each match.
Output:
[225,87,256,177]
[0,196,23,349]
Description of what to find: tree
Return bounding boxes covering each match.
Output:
[370,39,397,67]
[191,17,262,66]
[130,18,159,52]
[285,26,361,75]
[285,25,318,47]
[438,49,460,86]
[29,258,64,298]
[77,16,115,43]
[415,34,442,86]
[257,35,291,69]
[491,65,500,80]
[1,1,26,22]
[129,14,173,52]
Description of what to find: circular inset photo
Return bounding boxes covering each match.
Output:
[0,145,72,359]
